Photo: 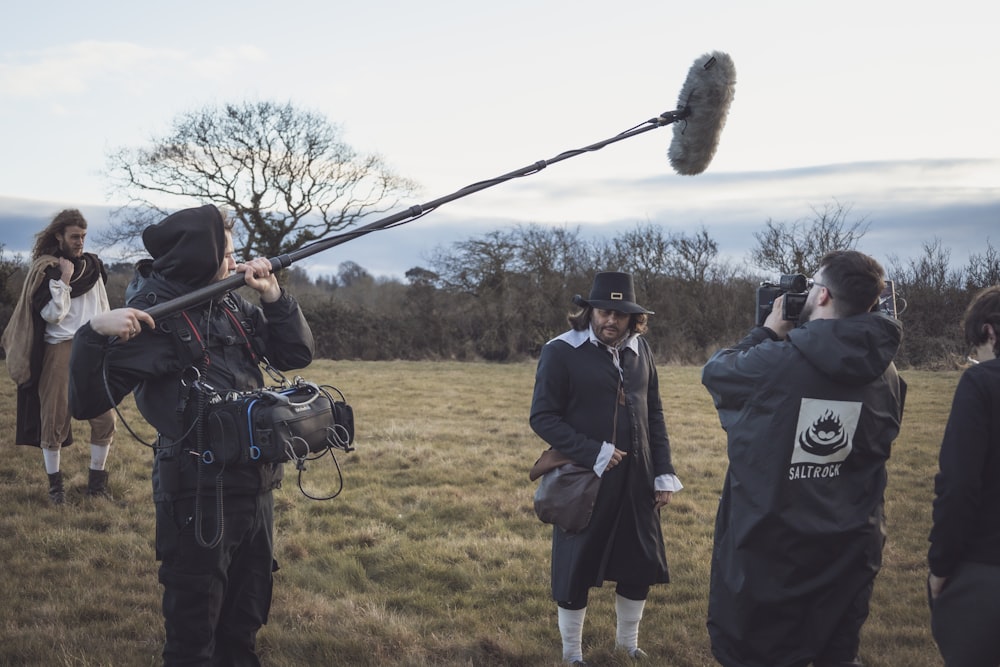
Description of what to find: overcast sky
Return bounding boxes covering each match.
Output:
[2,0,998,279]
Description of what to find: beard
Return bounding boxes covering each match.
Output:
[797,300,815,326]
[592,321,629,346]
[58,239,83,258]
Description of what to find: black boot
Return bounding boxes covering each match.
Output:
[47,472,65,505]
[86,469,111,499]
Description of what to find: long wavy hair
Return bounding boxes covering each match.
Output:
[32,209,88,260]
[567,305,649,336]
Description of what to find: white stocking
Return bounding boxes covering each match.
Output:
[43,448,61,475]
[90,443,110,471]
[615,594,646,653]
[557,606,587,662]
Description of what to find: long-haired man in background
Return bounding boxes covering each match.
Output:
[2,209,116,503]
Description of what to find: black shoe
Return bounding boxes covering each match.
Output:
[86,469,112,499]
[47,471,65,505]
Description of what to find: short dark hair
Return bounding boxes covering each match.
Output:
[962,285,1000,357]
[817,250,885,317]
[32,209,88,260]
[567,305,649,336]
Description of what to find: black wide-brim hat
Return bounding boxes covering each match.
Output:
[572,271,653,315]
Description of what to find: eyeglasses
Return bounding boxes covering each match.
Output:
[806,278,826,291]
[968,345,983,364]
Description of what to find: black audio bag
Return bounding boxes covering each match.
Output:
[204,380,354,466]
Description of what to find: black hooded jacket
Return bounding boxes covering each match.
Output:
[701,313,906,667]
[69,205,314,501]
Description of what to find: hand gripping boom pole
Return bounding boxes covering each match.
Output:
[145,50,735,320]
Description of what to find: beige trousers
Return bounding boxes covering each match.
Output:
[38,340,116,450]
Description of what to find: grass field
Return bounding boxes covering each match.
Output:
[0,360,955,666]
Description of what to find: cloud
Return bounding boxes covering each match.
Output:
[0,41,268,99]
[2,158,996,280]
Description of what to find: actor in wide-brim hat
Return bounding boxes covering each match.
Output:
[531,269,680,664]
[572,271,654,315]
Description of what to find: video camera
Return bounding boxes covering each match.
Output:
[756,275,901,326]
[755,273,809,327]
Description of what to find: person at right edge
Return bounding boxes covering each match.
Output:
[68,204,314,666]
[530,271,683,665]
[928,285,1000,667]
[701,250,906,667]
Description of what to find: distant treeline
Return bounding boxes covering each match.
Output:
[2,218,998,369]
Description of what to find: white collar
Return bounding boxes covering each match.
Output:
[551,328,640,354]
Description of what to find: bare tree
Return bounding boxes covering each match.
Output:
[103,100,418,260]
[0,243,24,300]
[966,238,1000,290]
[669,225,721,283]
[595,222,672,299]
[430,230,520,360]
[512,224,590,345]
[749,200,870,276]
[887,239,967,367]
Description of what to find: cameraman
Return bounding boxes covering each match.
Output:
[701,250,906,667]
[68,205,314,666]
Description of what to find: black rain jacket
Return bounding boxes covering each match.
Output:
[69,205,314,501]
[701,314,906,667]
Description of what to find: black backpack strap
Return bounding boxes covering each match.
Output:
[220,296,286,384]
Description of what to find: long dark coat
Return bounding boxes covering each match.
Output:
[530,329,675,603]
[701,314,906,667]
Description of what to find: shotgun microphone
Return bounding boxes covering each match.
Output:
[140,51,737,320]
[667,51,737,175]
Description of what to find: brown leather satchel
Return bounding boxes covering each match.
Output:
[529,448,574,481]
[529,384,622,533]
[530,449,601,533]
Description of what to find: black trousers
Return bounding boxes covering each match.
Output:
[931,561,1000,667]
[156,493,276,667]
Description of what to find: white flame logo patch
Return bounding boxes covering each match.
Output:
[790,399,862,465]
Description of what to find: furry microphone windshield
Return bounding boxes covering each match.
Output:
[667,51,737,176]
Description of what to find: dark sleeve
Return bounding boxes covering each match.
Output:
[248,289,314,370]
[644,340,675,477]
[528,342,602,468]
[928,370,993,576]
[69,317,186,420]
[68,324,143,419]
[701,327,781,421]
[30,265,61,312]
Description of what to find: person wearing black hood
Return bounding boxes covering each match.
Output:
[68,204,314,666]
[702,250,906,667]
[2,208,116,503]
